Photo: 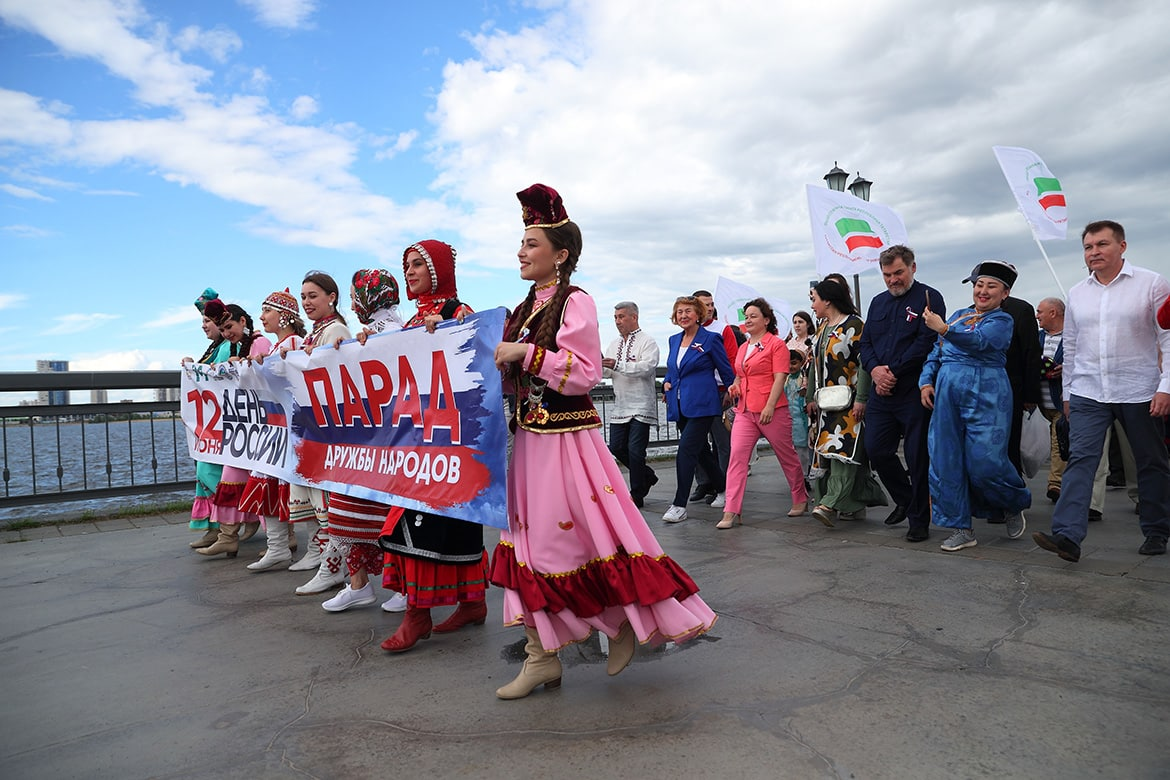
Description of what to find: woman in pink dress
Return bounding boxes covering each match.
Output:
[490,184,716,700]
[718,298,808,529]
[198,301,273,558]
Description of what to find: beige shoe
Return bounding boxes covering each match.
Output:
[496,628,563,700]
[188,528,219,549]
[787,502,808,517]
[606,622,636,676]
[196,523,240,558]
[238,521,261,542]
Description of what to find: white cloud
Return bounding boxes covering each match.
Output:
[2,224,52,238]
[373,130,418,161]
[44,313,121,336]
[145,305,200,330]
[422,0,1170,337]
[0,293,28,309]
[289,95,318,120]
[0,88,73,145]
[248,67,271,90]
[238,0,317,29]
[173,24,242,63]
[0,183,53,201]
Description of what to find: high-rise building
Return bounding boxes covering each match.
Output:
[35,360,69,406]
[91,389,109,404]
[154,387,180,403]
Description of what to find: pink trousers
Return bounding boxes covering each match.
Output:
[726,407,809,514]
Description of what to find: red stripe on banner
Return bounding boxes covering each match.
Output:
[1039,194,1066,210]
[294,441,490,509]
[844,234,884,252]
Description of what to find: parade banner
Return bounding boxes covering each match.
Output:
[712,276,794,339]
[992,145,1068,241]
[181,308,509,529]
[806,184,909,277]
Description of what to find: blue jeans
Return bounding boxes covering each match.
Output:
[1051,395,1170,544]
[609,419,655,498]
[673,414,723,506]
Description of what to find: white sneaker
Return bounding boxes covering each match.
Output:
[709,493,726,509]
[662,505,688,523]
[322,583,377,612]
[381,592,408,613]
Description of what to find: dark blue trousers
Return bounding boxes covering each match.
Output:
[864,394,931,531]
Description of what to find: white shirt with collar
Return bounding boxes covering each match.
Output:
[603,328,660,424]
[1063,260,1170,404]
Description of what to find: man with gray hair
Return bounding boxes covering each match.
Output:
[1035,296,1067,504]
[603,302,661,507]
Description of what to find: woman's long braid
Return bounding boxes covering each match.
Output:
[532,260,576,350]
[504,285,538,343]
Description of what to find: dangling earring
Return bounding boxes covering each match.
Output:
[555,262,562,283]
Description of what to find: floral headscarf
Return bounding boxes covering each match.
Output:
[351,268,401,325]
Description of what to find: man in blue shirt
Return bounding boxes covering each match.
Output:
[859,246,945,542]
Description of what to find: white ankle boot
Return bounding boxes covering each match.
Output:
[288,526,325,571]
[247,519,293,571]
[295,540,346,595]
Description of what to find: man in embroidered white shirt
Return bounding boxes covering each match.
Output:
[1034,220,1170,561]
[603,302,661,507]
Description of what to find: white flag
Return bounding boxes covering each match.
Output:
[992,145,1068,241]
[805,185,909,277]
[712,276,794,340]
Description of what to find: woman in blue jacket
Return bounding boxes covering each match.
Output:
[662,295,735,523]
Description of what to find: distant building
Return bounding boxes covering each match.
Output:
[35,360,69,406]
[154,387,180,403]
[91,389,109,404]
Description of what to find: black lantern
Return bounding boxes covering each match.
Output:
[848,173,872,202]
[823,162,849,192]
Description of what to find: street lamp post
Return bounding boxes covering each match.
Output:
[823,163,874,307]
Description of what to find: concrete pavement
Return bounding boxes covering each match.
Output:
[1,457,1168,779]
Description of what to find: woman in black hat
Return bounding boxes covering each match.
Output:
[919,261,1032,552]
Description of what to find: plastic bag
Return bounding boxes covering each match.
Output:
[1020,408,1049,478]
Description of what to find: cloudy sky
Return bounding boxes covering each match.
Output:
[2,0,1169,377]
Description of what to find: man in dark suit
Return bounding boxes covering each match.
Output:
[859,245,945,542]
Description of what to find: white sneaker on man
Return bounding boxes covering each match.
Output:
[662,505,688,523]
[381,592,408,613]
[322,583,377,612]
[709,493,726,509]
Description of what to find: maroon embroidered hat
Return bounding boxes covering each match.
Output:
[517,183,570,229]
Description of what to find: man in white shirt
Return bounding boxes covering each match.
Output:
[1033,220,1170,561]
[602,302,661,507]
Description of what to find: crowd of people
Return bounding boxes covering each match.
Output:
[186,203,1170,700]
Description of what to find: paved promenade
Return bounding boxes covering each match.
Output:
[2,457,1168,779]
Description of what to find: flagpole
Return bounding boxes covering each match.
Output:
[1033,236,1067,299]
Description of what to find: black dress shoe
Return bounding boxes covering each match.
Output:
[1106,475,1126,488]
[884,506,908,526]
[1046,487,1061,502]
[631,494,644,508]
[689,485,711,502]
[1032,531,1081,562]
[1088,509,1103,522]
[1139,536,1167,556]
[905,527,929,543]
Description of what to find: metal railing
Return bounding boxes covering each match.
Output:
[0,369,681,512]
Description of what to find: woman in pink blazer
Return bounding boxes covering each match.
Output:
[719,298,809,528]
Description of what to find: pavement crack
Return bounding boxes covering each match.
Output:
[350,628,375,670]
[267,667,319,752]
[983,567,1032,668]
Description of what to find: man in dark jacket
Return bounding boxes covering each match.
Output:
[860,245,945,542]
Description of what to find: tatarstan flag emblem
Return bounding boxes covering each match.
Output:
[834,218,885,252]
[1034,176,1065,212]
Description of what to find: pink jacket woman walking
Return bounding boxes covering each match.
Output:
[720,298,809,528]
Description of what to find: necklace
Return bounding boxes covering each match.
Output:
[535,279,557,292]
[307,314,338,346]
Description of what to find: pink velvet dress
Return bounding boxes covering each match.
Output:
[489,286,717,651]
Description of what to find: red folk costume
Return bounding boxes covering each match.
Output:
[379,241,490,612]
[489,185,716,652]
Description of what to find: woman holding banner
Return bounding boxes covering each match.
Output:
[186,289,231,549]
[242,288,306,571]
[490,184,716,700]
[314,269,410,612]
[197,301,272,558]
[287,272,353,593]
[377,241,490,651]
